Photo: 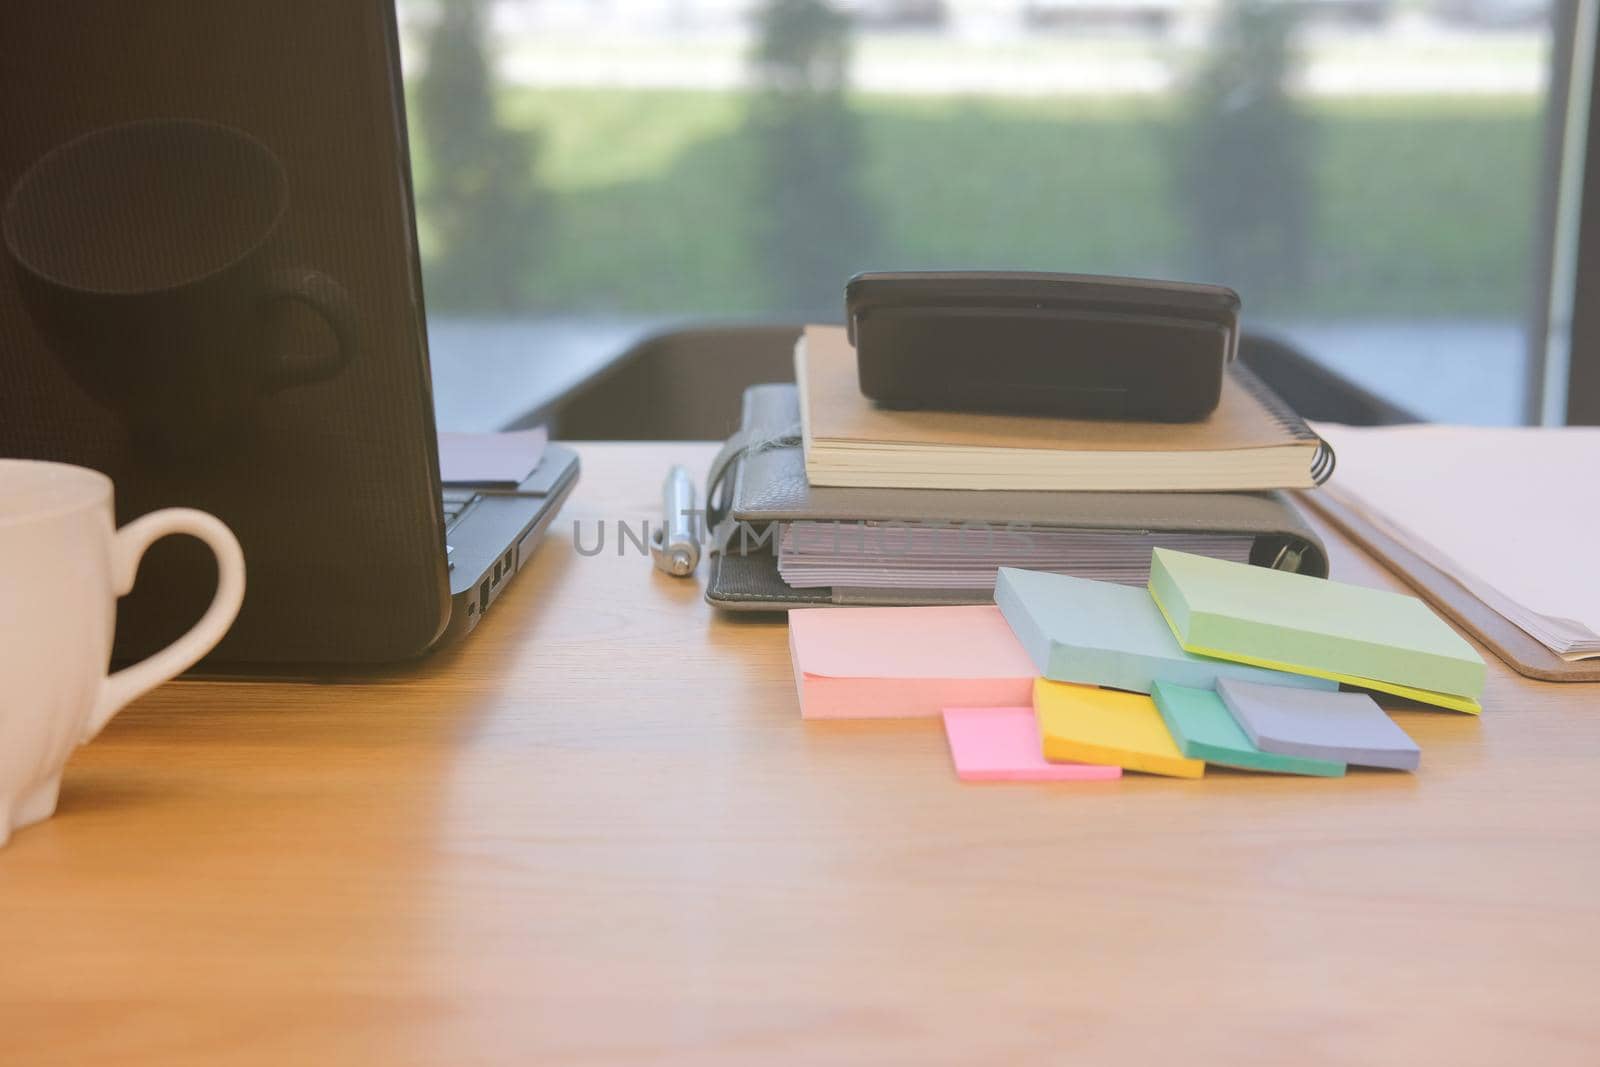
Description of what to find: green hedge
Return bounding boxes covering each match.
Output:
[409,88,1540,319]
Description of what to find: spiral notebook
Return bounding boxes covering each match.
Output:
[797,325,1334,492]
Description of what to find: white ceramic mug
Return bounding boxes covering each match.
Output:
[0,459,245,846]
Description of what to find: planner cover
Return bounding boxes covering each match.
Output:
[777,521,1256,593]
[706,384,1330,612]
[995,567,1337,695]
[1150,548,1486,713]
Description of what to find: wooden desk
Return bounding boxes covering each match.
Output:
[3,444,1598,1066]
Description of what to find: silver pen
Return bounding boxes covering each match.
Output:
[651,464,699,577]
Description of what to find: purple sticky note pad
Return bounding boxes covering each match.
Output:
[1216,678,1421,771]
[437,427,548,486]
[942,706,1122,783]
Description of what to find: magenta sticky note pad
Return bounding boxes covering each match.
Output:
[942,707,1122,783]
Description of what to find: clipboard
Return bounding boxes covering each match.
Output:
[1302,490,1600,683]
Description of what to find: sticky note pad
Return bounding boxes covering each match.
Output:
[1150,548,1485,714]
[996,567,1337,695]
[1151,682,1345,777]
[1217,678,1421,771]
[1033,679,1205,779]
[788,605,1037,719]
[942,707,1123,783]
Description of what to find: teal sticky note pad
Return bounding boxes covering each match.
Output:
[995,568,1337,696]
[1149,548,1486,701]
[1151,681,1345,776]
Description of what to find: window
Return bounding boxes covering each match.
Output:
[397,0,1563,425]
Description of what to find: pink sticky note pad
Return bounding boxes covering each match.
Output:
[942,707,1122,782]
[789,606,1038,719]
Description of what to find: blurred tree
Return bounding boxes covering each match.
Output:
[1172,1,1313,309]
[415,0,547,311]
[748,0,879,319]
[752,0,851,91]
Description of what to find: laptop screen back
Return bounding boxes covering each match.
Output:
[0,1,451,664]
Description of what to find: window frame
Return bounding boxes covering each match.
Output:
[1538,0,1600,424]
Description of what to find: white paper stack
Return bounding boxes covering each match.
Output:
[1315,424,1600,661]
[776,521,1254,591]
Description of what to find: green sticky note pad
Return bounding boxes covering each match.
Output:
[1151,681,1346,777]
[1149,548,1486,710]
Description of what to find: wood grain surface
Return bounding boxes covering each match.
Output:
[2,443,1597,1066]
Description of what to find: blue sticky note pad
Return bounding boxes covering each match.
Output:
[995,567,1338,695]
[1151,681,1345,776]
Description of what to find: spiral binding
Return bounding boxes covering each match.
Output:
[1232,363,1337,486]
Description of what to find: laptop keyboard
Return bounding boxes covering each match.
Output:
[441,487,477,531]
[442,488,480,571]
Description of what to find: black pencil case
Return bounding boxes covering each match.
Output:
[846,271,1242,422]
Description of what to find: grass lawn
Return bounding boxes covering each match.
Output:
[409,88,1542,320]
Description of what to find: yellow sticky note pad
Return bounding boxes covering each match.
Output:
[1033,679,1205,779]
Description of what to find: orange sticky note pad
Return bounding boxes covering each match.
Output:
[788,605,1038,719]
[1033,679,1205,779]
[943,707,1122,783]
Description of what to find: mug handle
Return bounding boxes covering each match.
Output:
[262,267,359,392]
[84,509,246,742]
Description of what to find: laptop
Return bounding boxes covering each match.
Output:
[0,1,577,666]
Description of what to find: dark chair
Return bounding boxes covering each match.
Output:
[1238,333,1420,427]
[552,326,801,440]
[551,325,1419,439]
